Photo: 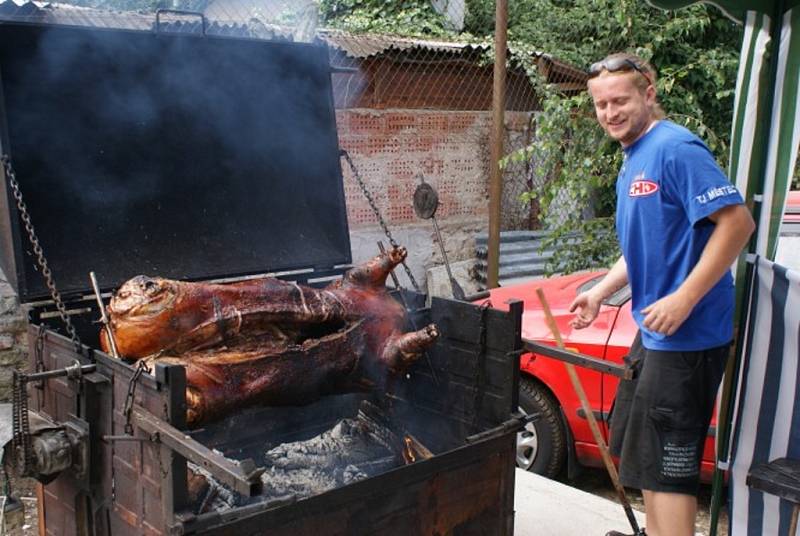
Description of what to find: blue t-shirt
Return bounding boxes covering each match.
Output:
[615,120,744,351]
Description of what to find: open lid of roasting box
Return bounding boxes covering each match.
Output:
[0,21,351,303]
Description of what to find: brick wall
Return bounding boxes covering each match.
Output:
[341,108,536,294]
[338,108,534,231]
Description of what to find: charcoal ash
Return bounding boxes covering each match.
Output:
[187,401,405,513]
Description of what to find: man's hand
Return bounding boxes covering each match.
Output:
[569,291,603,329]
[641,292,694,336]
[640,203,753,337]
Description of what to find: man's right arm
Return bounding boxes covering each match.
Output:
[568,256,628,329]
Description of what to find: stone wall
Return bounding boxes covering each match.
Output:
[0,269,27,401]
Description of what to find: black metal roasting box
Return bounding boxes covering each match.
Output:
[0,19,524,536]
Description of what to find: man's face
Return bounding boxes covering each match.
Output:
[587,72,656,147]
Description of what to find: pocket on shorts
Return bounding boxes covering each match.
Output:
[648,407,703,486]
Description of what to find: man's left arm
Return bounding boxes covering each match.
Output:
[642,204,755,335]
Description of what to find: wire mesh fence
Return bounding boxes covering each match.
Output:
[0,0,591,233]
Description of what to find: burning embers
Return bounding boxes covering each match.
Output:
[99,247,439,426]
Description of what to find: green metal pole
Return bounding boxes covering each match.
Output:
[709,3,786,534]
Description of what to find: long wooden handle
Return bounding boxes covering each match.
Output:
[535,288,641,534]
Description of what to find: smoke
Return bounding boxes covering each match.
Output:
[0,21,350,294]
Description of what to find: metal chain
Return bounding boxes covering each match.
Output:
[471,302,491,430]
[123,360,150,435]
[340,150,420,292]
[34,324,47,392]
[1,155,82,354]
[11,371,32,475]
[155,434,171,479]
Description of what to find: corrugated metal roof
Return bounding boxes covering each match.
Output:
[317,29,489,59]
[0,2,586,81]
[0,1,259,35]
[315,30,586,83]
[0,0,153,30]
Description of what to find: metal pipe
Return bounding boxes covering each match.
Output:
[21,363,96,383]
[522,339,632,379]
[133,408,264,497]
[487,0,508,289]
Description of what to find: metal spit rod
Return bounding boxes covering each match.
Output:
[18,362,96,383]
[89,271,120,358]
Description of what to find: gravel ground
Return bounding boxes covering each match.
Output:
[2,476,38,536]
[570,467,730,536]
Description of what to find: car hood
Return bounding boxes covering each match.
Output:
[475,271,612,341]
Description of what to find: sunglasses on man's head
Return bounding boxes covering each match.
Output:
[587,58,653,86]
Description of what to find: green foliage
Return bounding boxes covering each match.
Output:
[794,160,800,190]
[319,1,743,274]
[494,1,741,274]
[503,85,623,270]
[319,0,452,37]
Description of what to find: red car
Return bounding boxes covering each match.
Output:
[476,272,679,479]
[479,191,800,480]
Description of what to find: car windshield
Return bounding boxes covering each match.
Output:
[577,275,631,307]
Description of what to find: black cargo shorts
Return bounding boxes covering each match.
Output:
[608,332,728,495]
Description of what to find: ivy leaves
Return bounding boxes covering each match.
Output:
[499,1,741,274]
[319,0,452,36]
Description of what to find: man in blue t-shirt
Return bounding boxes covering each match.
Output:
[570,53,755,536]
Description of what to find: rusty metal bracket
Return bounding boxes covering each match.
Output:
[132,408,264,497]
[522,339,633,380]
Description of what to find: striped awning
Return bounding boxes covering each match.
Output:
[731,7,800,259]
[729,257,800,535]
[645,3,800,536]
[647,0,800,260]
[647,1,800,22]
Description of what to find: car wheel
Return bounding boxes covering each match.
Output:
[517,378,567,478]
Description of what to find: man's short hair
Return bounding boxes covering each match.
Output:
[589,52,665,119]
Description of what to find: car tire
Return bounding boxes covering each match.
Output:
[517,378,567,478]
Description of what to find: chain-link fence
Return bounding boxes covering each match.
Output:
[0,0,596,397]
[0,0,592,235]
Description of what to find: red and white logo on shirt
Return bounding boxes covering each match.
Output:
[629,172,659,197]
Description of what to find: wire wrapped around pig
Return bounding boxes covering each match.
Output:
[100,246,439,426]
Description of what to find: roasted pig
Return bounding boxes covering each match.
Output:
[100,247,438,425]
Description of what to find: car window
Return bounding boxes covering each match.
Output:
[577,276,602,295]
[577,275,631,307]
